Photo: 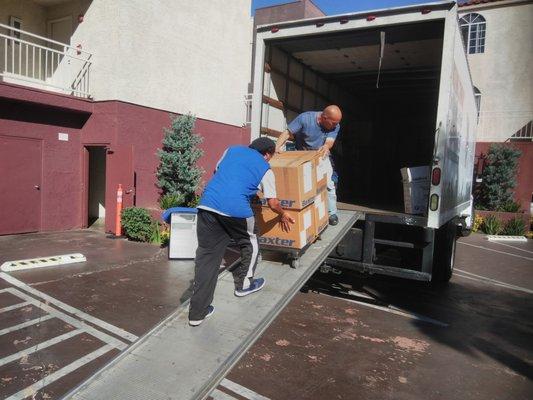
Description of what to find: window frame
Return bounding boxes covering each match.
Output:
[459,13,486,54]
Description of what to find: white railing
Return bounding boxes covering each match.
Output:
[0,22,92,98]
[476,110,533,142]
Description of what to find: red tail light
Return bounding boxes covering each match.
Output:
[271,26,279,33]
[366,15,376,21]
[432,167,441,186]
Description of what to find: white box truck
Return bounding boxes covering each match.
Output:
[251,1,477,282]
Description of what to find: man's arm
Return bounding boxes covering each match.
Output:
[260,169,294,232]
[275,130,294,153]
[318,138,335,158]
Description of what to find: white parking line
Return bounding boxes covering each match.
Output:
[6,344,115,400]
[3,287,128,351]
[0,272,139,342]
[210,388,238,400]
[458,242,533,262]
[0,301,32,313]
[0,329,83,367]
[0,314,54,336]
[454,269,533,295]
[221,378,271,400]
[321,292,449,327]
[489,240,533,255]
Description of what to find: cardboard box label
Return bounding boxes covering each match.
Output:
[317,158,327,180]
[316,196,326,219]
[303,209,312,230]
[300,230,306,246]
[303,161,313,193]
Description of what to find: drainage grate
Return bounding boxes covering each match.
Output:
[486,235,527,242]
[1,253,87,272]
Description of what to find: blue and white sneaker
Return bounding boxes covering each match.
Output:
[234,278,265,297]
[189,305,215,326]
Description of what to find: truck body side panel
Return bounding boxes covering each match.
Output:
[428,5,477,228]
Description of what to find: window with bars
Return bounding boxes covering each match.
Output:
[460,13,486,54]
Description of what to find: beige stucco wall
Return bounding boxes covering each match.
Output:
[459,0,533,141]
[71,0,253,127]
[1,0,253,127]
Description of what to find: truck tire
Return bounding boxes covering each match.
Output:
[432,220,457,283]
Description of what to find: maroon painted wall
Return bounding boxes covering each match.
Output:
[475,142,533,213]
[0,82,250,235]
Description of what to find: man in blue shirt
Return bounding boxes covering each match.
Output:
[275,105,342,225]
[188,137,294,326]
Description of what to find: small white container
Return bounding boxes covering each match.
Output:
[169,209,198,259]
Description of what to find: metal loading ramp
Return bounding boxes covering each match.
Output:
[65,210,360,400]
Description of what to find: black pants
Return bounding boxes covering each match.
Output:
[188,209,259,320]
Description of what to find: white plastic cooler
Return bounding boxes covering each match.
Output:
[167,208,198,259]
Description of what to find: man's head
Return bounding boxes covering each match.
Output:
[319,105,342,131]
[249,137,276,161]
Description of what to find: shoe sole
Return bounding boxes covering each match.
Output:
[189,308,214,326]
[234,282,265,297]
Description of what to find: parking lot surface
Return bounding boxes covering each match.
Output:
[1,230,531,399]
[224,234,533,400]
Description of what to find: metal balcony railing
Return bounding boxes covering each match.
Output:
[0,22,92,98]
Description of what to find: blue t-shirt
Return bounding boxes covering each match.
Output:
[199,146,270,218]
[287,111,340,150]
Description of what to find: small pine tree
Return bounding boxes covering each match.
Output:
[157,114,204,205]
[475,144,521,210]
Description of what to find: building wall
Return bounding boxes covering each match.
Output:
[65,0,253,127]
[459,0,533,141]
[2,0,253,127]
[0,82,249,235]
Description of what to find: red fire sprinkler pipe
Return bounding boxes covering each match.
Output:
[115,184,123,236]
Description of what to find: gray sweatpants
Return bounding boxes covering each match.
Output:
[188,209,259,321]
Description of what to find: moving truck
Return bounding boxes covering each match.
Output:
[251,1,477,282]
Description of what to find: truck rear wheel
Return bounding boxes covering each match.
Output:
[432,221,457,283]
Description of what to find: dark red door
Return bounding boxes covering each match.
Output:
[0,136,42,235]
[105,144,134,233]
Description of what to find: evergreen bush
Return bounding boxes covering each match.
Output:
[159,193,185,210]
[157,114,204,206]
[121,207,153,242]
[475,145,521,210]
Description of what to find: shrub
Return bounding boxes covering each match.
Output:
[121,207,153,242]
[472,215,484,233]
[481,214,503,235]
[159,193,185,210]
[497,200,522,213]
[161,228,170,247]
[502,217,526,236]
[150,220,162,245]
[157,114,204,205]
[187,194,201,208]
[475,144,521,210]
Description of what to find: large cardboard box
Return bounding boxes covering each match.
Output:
[401,166,430,215]
[313,188,329,235]
[254,205,316,250]
[256,151,317,210]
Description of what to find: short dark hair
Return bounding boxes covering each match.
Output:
[249,137,276,155]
